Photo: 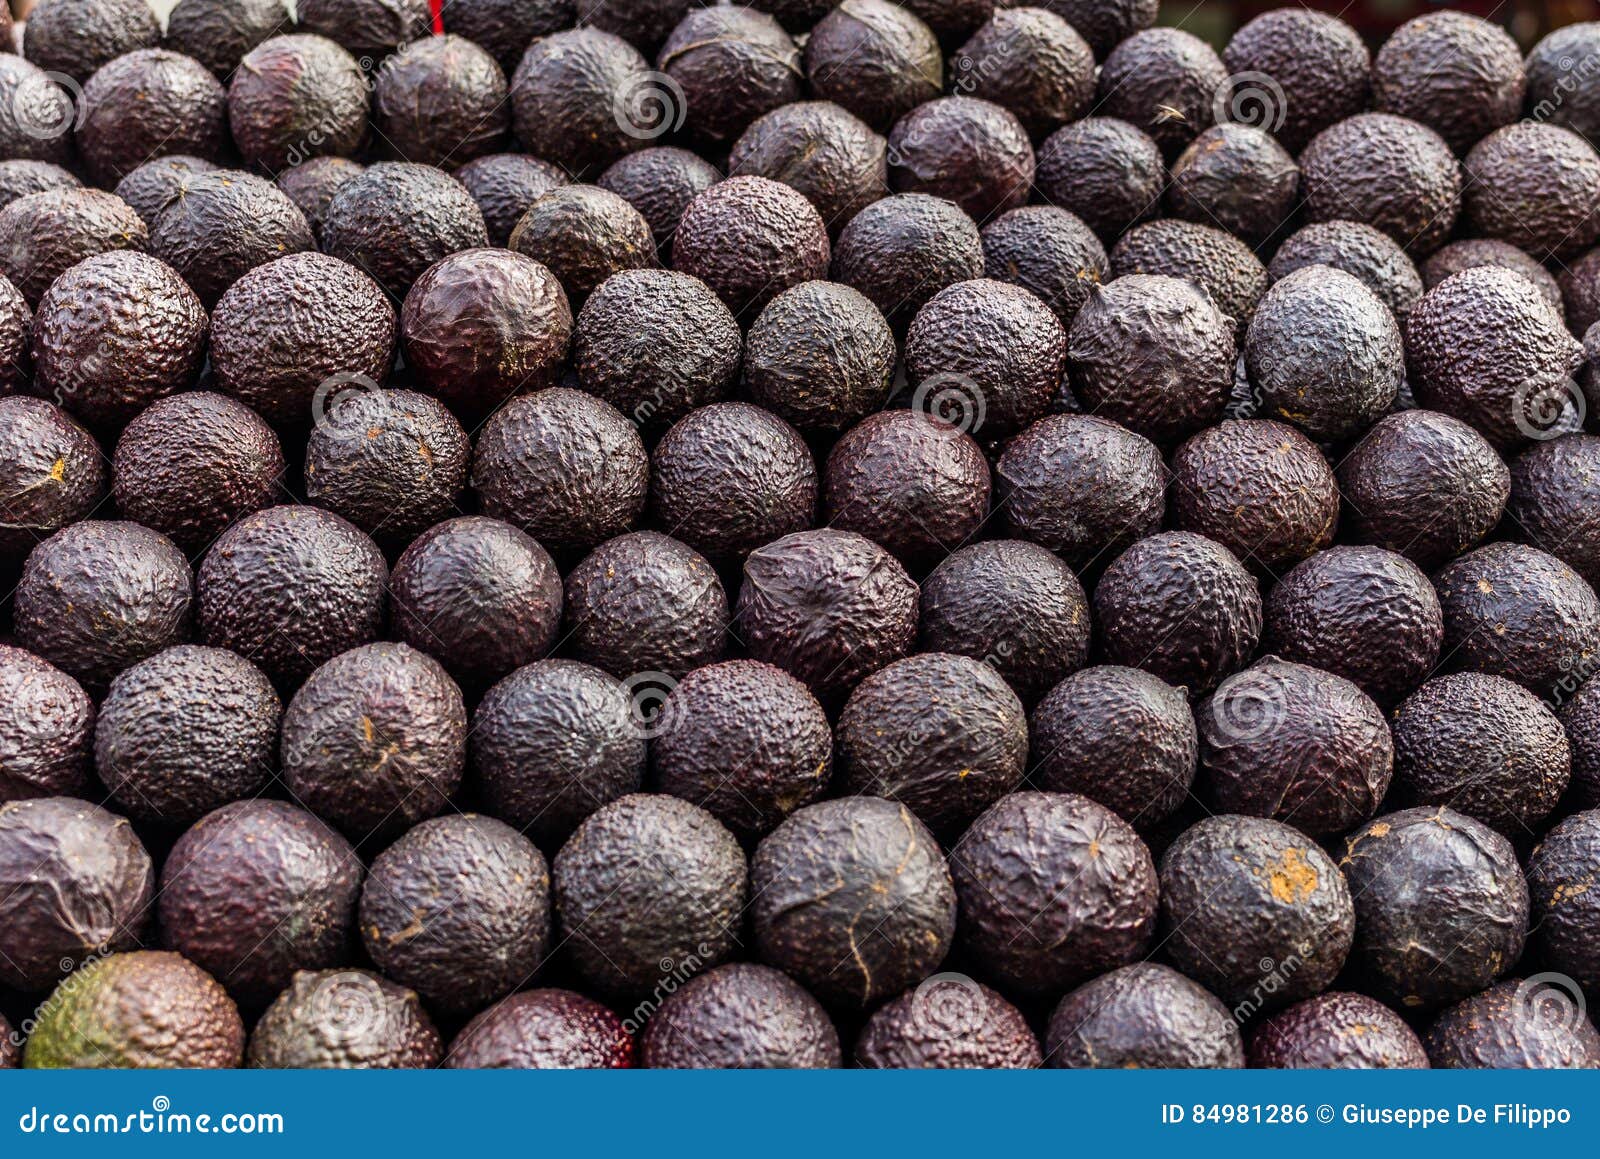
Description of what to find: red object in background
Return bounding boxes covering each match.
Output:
[431,0,444,35]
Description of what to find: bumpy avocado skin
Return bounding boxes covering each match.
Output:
[95,645,280,826]
[1262,546,1442,708]
[577,0,690,52]
[0,1016,16,1069]
[1507,435,1600,592]
[361,814,549,1014]
[446,989,633,1069]
[640,963,840,1069]
[1034,117,1164,244]
[1299,114,1461,255]
[0,160,80,212]
[74,49,228,188]
[158,800,360,1007]
[372,36,509,170]
[0,56,78,169]
[228,35,370,172]
[554,794,746,998]
[728,101,887,233]
[248,969,440,1069]
[1270,221,1423,328]
[951,8,1093,139]
[1425,980,1600,1069]
[1046,962,1244,1069]
[1095,28,1228,158]
[1110,219,1268,335]
[830,193,983,325]
[25,951,243,1069]
[1159,814,1353,1009]
[855,979,1040,1069]
[744,280,895,434]
[887,96,1034,222]
[1527,810,1600,996]
[0,273,27,394]
[0,798,152,992]
[150,170,314,309]
[803,0,941,132]
[657,6,801,145]
[1565,249,1600,338]
[1248,992,1428,1069]
[509,28,653,175]
[1372,12,1524,155]
[0,647,93,802]
[1029,665,1196,825]
[1464,123,1600,262]
[752,796,954,1009]
[198,505,387,688]
[509,184,658,304]
[320,163,488,299]
[275,156,366,241]
[672,176,831,317]
[1341,806,1528,1010]
[979,205,1107,331]
[1527,22,1600,149]
[1425,239,1564,315]
[1093,531,1261,694]
[1167,125,1298,247]
[22,0,162,85]
[164,0,287,78]
[444,0,572,75]
[0,397,103,557]
[456,154,570,248]
[1560,681,1600,809]
[296,0,430,58]
[1034,0,1154,59]
[918,539,1090,706]
[597,147,721,254]
[0,188,149,309]
[1222,10,1370,154]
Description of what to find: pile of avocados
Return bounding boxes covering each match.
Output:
[3,0,1600,1073]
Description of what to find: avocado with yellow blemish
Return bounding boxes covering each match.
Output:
[0,396,104,561]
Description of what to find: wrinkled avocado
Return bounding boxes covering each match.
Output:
[952,8,1093,138]
[22,0,161,85]
[1045,962,1244,1068]
[1526,810,1600,997]
[1034,117,1164,244]
[979,205,1107,330]
[728,101,886,234]
[275,156,366,241]
[0,55,77,168]
[639,963,839,1069]
[1035,0,1155,59]
[0,160,80,211]
[228,34,370,172]
[830,192,983,325]
[295,0,430,59]
[372,35,508,169]
[1221,9,1370,153]
[1269,221,1423,330]
[1526,22,1600,150]
[0,397,103,557]
[1507,434,1600,597]
[887,96,1033,222]
[164,0,287,78]
[74,49,227,188]
[1464,123,1600,261]
[1248,993,1428,1069]
[0,188,148,308]
[1373,12,1524,154]
[1559,682,1600,810]
[803,0,941,132]
[855,979,1040,1069]
[150,169,315,309]
[456,153,570,248]
[1167,124,1298,246]
[444,0,573,75]
[657,6,801,145]
[115,155,217,230]
[0,646,94,802]
[320,162,488,299]
[509,184,657,304]
[1110,218,1268,335]
[247,969,440,1069]
[1299,113,1461,255]
[446,989,632,1069]
[1095,28,1228,158]
[576,0,690,52]
[1423,238,1564,314]
[596,147,721,254]
[743,280,895,434]
[1425,980,1600,1069]
[672,176,831,317]
[0,272,27,391]
[509,28,654,176]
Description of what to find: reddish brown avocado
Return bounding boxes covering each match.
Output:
[1045,962,1244,1068]
[164,0,288,79]
[1372,12,1525,155]
[1249,993,1428,1069]
[0,56,78,169]
[1222,9,1370,154]
[856,979,1040,1069]
[1167,124,1298,247]
[1425,981,1600,1069]
[508,184,658,304]
[743,280,895,435]
[0,397,104,558]
[248,969,440,1069]
[1526,810,1600,996]
[952,8,1093,139]
[728,102,887,234]
[159,800,361,1008]
[0,798,152,992]
[802,0,942,133]
[1094,28,1228,159]
[751,796,955,1010]
[456,153,570,248]
[1034,118,1165,245]
[639,963,840,1069]
[73,49,228,188]
[446,990,633,1069]
[951,791,1156,997]
[0,646,94,802]
[228,35,370,172]
[371,35,509,169]
[319,162,488,299]
[656,6,802,145]
[1299,114,1461,255]
[149,169,315,309]
[887,96,1034,223]
[597,147,721,254]
[830,192,983,326]
[509,28,655,175]
[0,188,148,309]
[25,951,243,1069]
[22,0,162,85]
[672,176,831,317]
[295,0,430,59]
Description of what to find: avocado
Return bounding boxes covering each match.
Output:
[1110,219,1268,336]
[1171,420,1338,574]
[576,0,689,52]
[596,147,722,255]
[1093,531,1260,694]
[735,528,919,701]
[1034,0,1153,59]
[1268,221,1424,330]
[673,176,831,317]
[247,969,441,1069]
[1564,248,1600,338]
[1373,12,1524,155]
[114,155,217,230]
[1221,9,1370,154]
[95,645,279,826]
[25,951,243,1069]
[752,796,954,1008]
[1463,123,1600,262]
[951,790,1154,996]
[1423,239,1564,314]
[639,962,839,1068]
[1045,962,1244,1069]
[573,268,739,429]
[657,6,801,146]
[1159,814,1353,1010]
[22,0,161,85]
[320,162,488,299]
[472,387,648,559]
[729,101,887,234]
[1200,657,1391,837]
[855,978,1040,1069]
[304,388,469,545]
[743,280,894,435]
[158,800,359,1007]
[950,9,1092,139]
[1299,114,1462,255]
[1507,435,1600,591]
[0,271,25,387]
[275,156,366,241]
[650,402,815,567]
[197,505,387,687]
[1029,665,1195,825]
[919,539,1090,706]
[1248,993,1428,1069]
[1527,22,1600,150]
[447,989,631,1069]
[16,522,192,694]
[1034,117,1163,245]
[830,192,983,326]
[650,659,830,839]
[0,797,152,991]
[1263,546,1442,708]
[823,409,988,570]
[838,652,1027,834]
[0,1016,16,1069]
[456,154,570,248]
[164,0,286,78]
[360,813,548,1014]
[1425,980,1600,1069]
[1527,810,1600,996]
[1561,681,1600,809]
[0,188,148,308]
[470,659,646,849]
[390,516,562,691]
[1064,274,1233,447]
[1167,124,1298,247]
[30,250,207,428]
[1342,806,1527,1009]
[1337,409,1509,570]
[979,206,1106,332]
[748,0,833,34]
[0,396,104,557]
[0,56,76,168]
[509,184,658,304]
[401,249,570,422]
[227,34,369,172]
[887,97,1032,223]
[370,35,508,171]
[0,160,79,211]
[555,793,745,997]
[73,49,227,188]
[444,0,572,75]
[150,169,316,309]
[209,252,395,429]
[509,28,653,176]
[1095,28,1227,158]
[803,0,941,133]
[563,531,729,680]
[296,0,429,59]
[0,646,93,802]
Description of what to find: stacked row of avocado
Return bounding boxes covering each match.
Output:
[2,0,1600,1070]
